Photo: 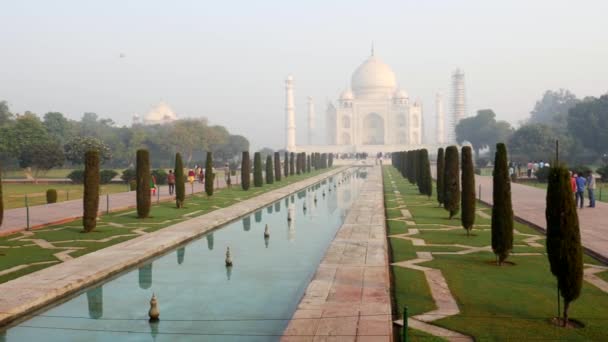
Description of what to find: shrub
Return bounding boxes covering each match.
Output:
[597,165,608,182]
[129,179,137,191]
[535,167,550,182]
[266,155,274,184]
[67,170,85,184]
[461,146,476,235]
[253,152,263,187]
[241,151,251,190]
[437,148,445,205]
[546,165,583,326]
[151,169,168,185]
[443,146,460,219]
[274,152,281,181]
[136,149,151,218]
[82,150,100,232]
[121,168,136,182]
[491,143,513,265]
[474,168,481,175]
[205,152,214,196]
[100,169,118,184]
[46,189,58,204]
[175,153,185,208]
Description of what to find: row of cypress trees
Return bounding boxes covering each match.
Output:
[394,142,582,326]
[391,149,432,198]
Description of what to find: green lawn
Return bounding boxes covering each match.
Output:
[384,166,608,341]
[1,183,130,209]
[0,168,335,284]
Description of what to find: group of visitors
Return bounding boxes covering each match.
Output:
[526,160,550,178]
[571,171,596,209]
[153,163,233,197]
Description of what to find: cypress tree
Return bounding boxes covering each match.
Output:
[400,151,407,179]
[443,146,460,219]
[289,152,295,175]
[417,150,425,191]
[266,155,274,184]
[546,165,583,326]
[329,153,334,167]
[284,151,289,178]
[419,149,432,198]
[274,152,281,181]
[437,148,445,206]
[83,150,100,232]
[461,146,476,236]
[205,152,214,196]
[175,153,185,208]
[491,143,513,265]
[307,155,311,173]
[296,153,302,175]
[0,165,3,227]
[136,149,151,218]
[253,152,263,187]
[241,151,251,190]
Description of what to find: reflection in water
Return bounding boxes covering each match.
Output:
[177,247,185,265]
[264,236,269,248]
[86,286,103,319]
[226,265,232,281]
[139,263,152,290]
[274,201,281,212]
[267,205,273,214]
[290,195,295,204]
[149,320,159,341]
[284,198,289,206]
[297,190,305,199]
[254,210,262,223]
[242,216,251,231]
[288,203,296,242]
[206,233,214,250]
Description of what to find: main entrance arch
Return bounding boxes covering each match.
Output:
[363,113,384,145]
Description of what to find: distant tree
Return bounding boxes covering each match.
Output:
[174,153,185,208]
[530,89,578,130]
[491,143,513,265]
[456,109,513,158]
[0,101,12,126]
[43,112,73,144]
[274,152,281,181]
[205,152,214,196]
[546,165,583,326]
[437,148,445,206]
[82,151,100,232]
[289,152,295,175]
[508,124,566,163]
[461,146,476,235]
[64,136,112,165]
[265,155,274,184]
[284,151,289,178]
[18,139,64,179]
[567,95,608,156]
[443,146,460,219]
[257,147,274,160]
[241,151,251,190]
[253,152,263,187]
[136,149,151,218]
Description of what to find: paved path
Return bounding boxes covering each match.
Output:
[475,175,608,262]
[283,166,392,341]
[0,167,347,327]
[0,176,237,236]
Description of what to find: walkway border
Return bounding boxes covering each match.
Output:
[0,167,348,328]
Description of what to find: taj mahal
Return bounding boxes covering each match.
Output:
[285,50,466,155]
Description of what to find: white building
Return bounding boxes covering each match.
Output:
[287,52,427,155]
[133,102,178,126]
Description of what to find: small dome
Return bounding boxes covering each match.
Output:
[393,89,408,99]
[340,88,354,101]
[144,102,177,125]
[351,56,397,99]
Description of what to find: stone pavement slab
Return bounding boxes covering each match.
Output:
[283,166,392,341]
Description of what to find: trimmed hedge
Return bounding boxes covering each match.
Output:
[175,153,185,208]
[100,169,118,184]
[205,152,214,196]
[274,152,281,182]
[46,189,58,204]
[0,165,3,226]
[437,148,445,205]
[83,150,100,232]
[266,155,274,184]
[67,170,85,184]
[461,146,476,235]
[241,151,251,190]
[491,143,513,265]
[253,152,263,187]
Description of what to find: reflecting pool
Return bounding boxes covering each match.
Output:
[2,169,365,341]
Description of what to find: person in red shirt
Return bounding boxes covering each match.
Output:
[167,170,176,195]
[571,172,577,194]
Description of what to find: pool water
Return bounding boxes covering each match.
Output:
[3,170,365,341]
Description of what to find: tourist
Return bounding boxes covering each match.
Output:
[533,161,539,172]
[188,169,195,184]
[575,173,586,209]
[570,172,577,195]
[544,162,550,168]
[167,170,176,195]
[225,163,231,188]
[150,174,157,196]
[587,171,596,208]
[527,161,533,178]
[199,168,205,184]
[539,160,545,168]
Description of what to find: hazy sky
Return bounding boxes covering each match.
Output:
[1,0,607,150]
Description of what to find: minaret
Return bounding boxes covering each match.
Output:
[307,96,315,145]
[449,69,466,143]
[436,93,445,144]
[285,75,296,152]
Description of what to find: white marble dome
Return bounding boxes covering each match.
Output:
[339,88,354,101]
[351,56,397,99]
[144,102,177,125]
